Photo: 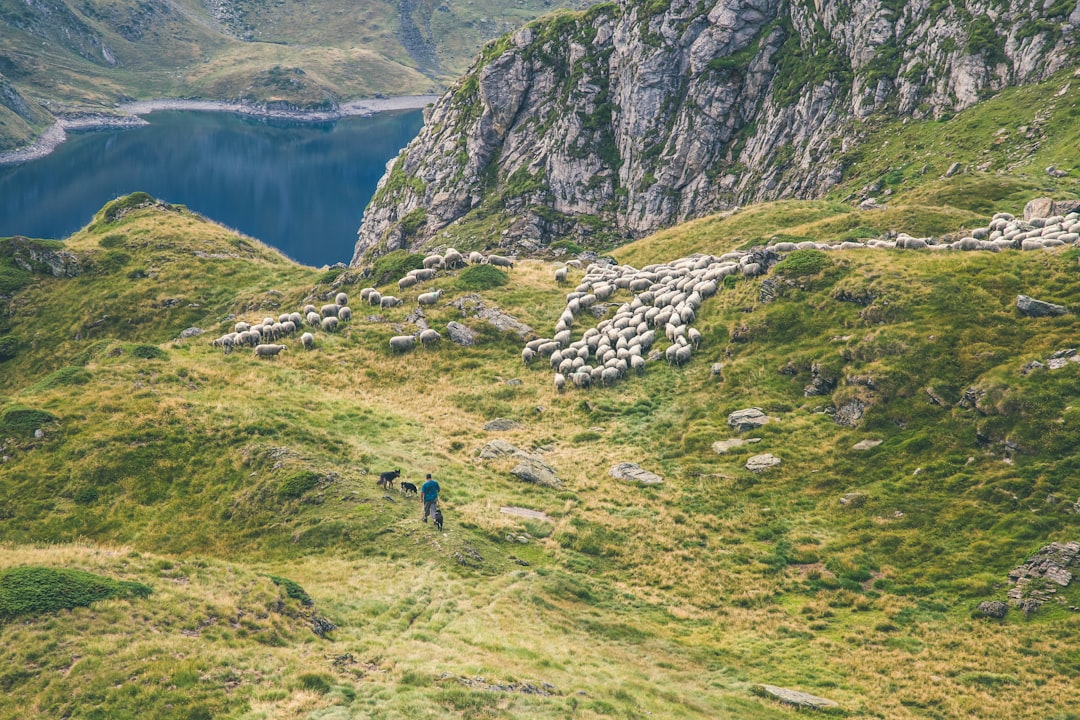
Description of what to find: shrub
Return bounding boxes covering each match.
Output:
[131,344,168,360]
[297,673,333,694]
[266,575,314,606]
[0,266,32,295]
[278,470,322,499]
[0,566,151,620]
[34,366,91,389]
[0,336,16,362]
[99,234,127,248]
[73,487,100,505]
[398,208,427,237]
[1,407,58,435]
[370,250,425,286]
[455,265,508,291]
[773,249,832,277]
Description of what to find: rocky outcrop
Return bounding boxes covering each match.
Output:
[6,237,82,278]
[354,0,1080,261]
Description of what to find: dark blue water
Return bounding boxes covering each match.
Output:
[0,109,424,267]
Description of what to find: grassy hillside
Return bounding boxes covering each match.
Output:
[0,0,592,150]
[1,192,1079,718]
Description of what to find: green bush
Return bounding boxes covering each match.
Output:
[370,250,425,286]
[0,566,151,620]
[266,575,314,606]
[131,344,168,360]
[297,673,333,694]
[455,265,508,291]
[398,208,427,237]
[99,234,127,248]
[73,487,100,505]
[773,249,832,277]
[278,471,322,499]
[34,366,91,389]
[102,192,156,222]
[1,407,58,435]
[0,336,16,362]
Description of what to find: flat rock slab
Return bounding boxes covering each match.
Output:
[755,684,839,711]
[745,453,782,472]
[609,462,664,485]
[511,457,561,487]
[499,506,552,522]
[484,418,522,431]
[712,437,761,454]
[852,439,883,450]
[727,408,772,431]
[446,321,478,346]
[477,440,520,459]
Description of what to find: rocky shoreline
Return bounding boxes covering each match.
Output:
[0,95,438,166]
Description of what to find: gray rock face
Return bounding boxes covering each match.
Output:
[510,457,562,487]
[450,294,533,339]
[354,0,1078,261]
[745,453,781,472]
[977,600,1008,619]
[727,408,771,432]
[609,462,664,485]
[10,237,82,277]
[1016,295,1068,318]
[446,321,478,346]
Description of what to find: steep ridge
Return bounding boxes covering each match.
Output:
[353,0,1080,261]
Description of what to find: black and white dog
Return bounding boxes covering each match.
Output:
[433,508,444,531]
[400,481,418,497]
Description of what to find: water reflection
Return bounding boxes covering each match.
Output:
[0,110,424,267]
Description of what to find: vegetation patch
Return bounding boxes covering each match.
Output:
[772,249,832,277]
[130,344,168,360]
[454,265,508,291]
[0,566,151,620]
[370,250,425,287]
[278,470,323,499]
[266,575,314,606]
[1,407,57,435]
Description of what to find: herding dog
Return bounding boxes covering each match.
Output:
[433,508,444,531]
[400,481,418,497]
[377,469,400,490]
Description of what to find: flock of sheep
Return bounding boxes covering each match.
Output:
[523,252,766,391]
[208,248,518,357]
[210,292,352,357]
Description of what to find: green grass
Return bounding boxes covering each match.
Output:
[0,192,1079,718]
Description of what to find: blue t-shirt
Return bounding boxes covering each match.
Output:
[421,479,440,502]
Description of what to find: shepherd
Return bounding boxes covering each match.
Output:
[421,473,440,525]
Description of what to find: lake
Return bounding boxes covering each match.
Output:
[0,109,425,267]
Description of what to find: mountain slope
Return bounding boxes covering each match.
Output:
[352,0,1080,260]
[2,191,1080,717]
[0,0,593,151]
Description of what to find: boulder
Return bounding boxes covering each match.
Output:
[446,321,478,346]
[839,492,866,507]
[510,457,561,487]
[834,398,866,427]
[852,439,883,450]
[1016,295,1067,318]
[745,453,781,472]
[977,601,1008,619]
[609,462,664,485]
[484,418,521,431]
[727,408,771,432]
[477,440,519,459]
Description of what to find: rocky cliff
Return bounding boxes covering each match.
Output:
[353,0,1080,262]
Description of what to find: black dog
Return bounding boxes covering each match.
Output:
[433,508,444,531]
[377,469,400,490]
[400,481,418,497]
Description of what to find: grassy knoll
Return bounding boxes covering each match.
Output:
[0,194,1079,717]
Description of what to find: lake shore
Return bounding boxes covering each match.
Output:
[0,94,439,166]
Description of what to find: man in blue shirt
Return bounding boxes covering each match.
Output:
[421,473,440,523]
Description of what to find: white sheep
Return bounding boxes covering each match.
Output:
[336,292,349,306]
[443,249,465,269]
[300,332,315,350]
[289,312,304,326]
[278,313,291,323]
[212,333,237,354]
[321,303,339,318]
[380,295,402,308]
[359,287,375,301]
[338,306,352,322]
[417,289,443,306]
[306,311,321,327]
[423,254,444,269]
[398,275,418,290]
[253,344,288,358]
[468,251,485,264]
[321,316,339,333]
[554,373,566,392]
[389,335,416,352]
[487,254,515,269]
[554,267,568,284]
[412,268,437,281]
[234,321,250,333]
[522,347,535,364]
[368,290,382,306]
[419,328,442,346]
[303,304,317,315]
